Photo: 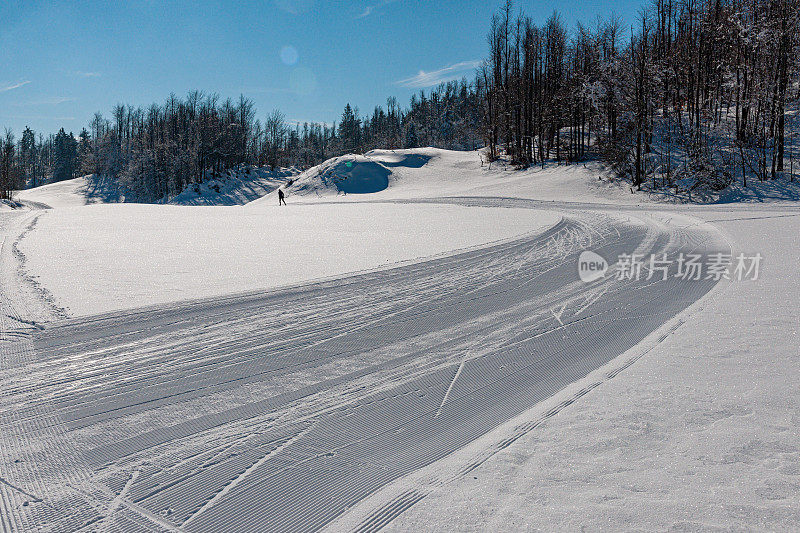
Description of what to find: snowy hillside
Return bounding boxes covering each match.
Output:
[164,166,299,206]
[15,166,299,208]
[249,147,648,206]
[15,174,122,208]
[255,147,800,206]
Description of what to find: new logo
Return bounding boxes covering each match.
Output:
[578,251,608,282]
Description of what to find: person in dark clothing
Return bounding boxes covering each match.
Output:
[278,188,287,206]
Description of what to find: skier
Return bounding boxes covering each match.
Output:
[278,188,287,206]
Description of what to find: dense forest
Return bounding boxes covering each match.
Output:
[479,0,800,192]
[1,0,798,201]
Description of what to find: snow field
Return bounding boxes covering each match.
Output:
[17,202,558,316]
[2,202,728,532]
[4,147,799,531]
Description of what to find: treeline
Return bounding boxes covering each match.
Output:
[479,0,800,189]
[3,0,798,201]
[1,128,77,200]
[1,79,479,201]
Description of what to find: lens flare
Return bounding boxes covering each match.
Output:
[280,46,299,65]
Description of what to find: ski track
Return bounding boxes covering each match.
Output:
[0,198,729,532]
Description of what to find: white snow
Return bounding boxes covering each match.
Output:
[165,166,298,205]
[14,174,121,208]
[250,148,650,206]
[330,205,800,533]
[15,166,300,208]
[5,147,800,531]
[18,202,557,316]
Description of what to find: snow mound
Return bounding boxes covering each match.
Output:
[15,174,122,208]
[249,147,646,206]
[288,155,392,196]
[15,167,300,208]
[249,149,444,205]
[166,166,299,206]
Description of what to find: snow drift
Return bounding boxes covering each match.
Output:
[15,166,300,208]
[287,155,393,196]
[249,147,648,206]
[15,174,122,208]
[165,166,299,205]
[259,150,445,200]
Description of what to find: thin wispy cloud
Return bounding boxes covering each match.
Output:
[396,60,481,88]
[0,80,31,92]
[72,71,101,78]
[18,96,75,106]
[356,0,398,19]
[0,114,76,121]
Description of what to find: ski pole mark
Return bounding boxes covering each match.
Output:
[435,359,466,418]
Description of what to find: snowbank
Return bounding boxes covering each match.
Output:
[18,203,558,316]
[14,167,299,208]
[249,148,652,207]
[15,174,121,208]
[287,155,391,196]
[717,178,800,203]
[165,166,299,205]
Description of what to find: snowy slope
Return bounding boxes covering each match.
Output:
[255,148,800,206]
[3,147,799,532]
[14,166,299,208]
[1,201,729,532]
[248,148,648,207]
[165,166,299,205]
[15,174,121,208]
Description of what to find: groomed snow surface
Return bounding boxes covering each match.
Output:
[2,147,799,532]
[366,206,800,533]
[21,203,556,316]
[18,147,644,317]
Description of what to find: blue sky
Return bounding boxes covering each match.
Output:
[0,0,643,136]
